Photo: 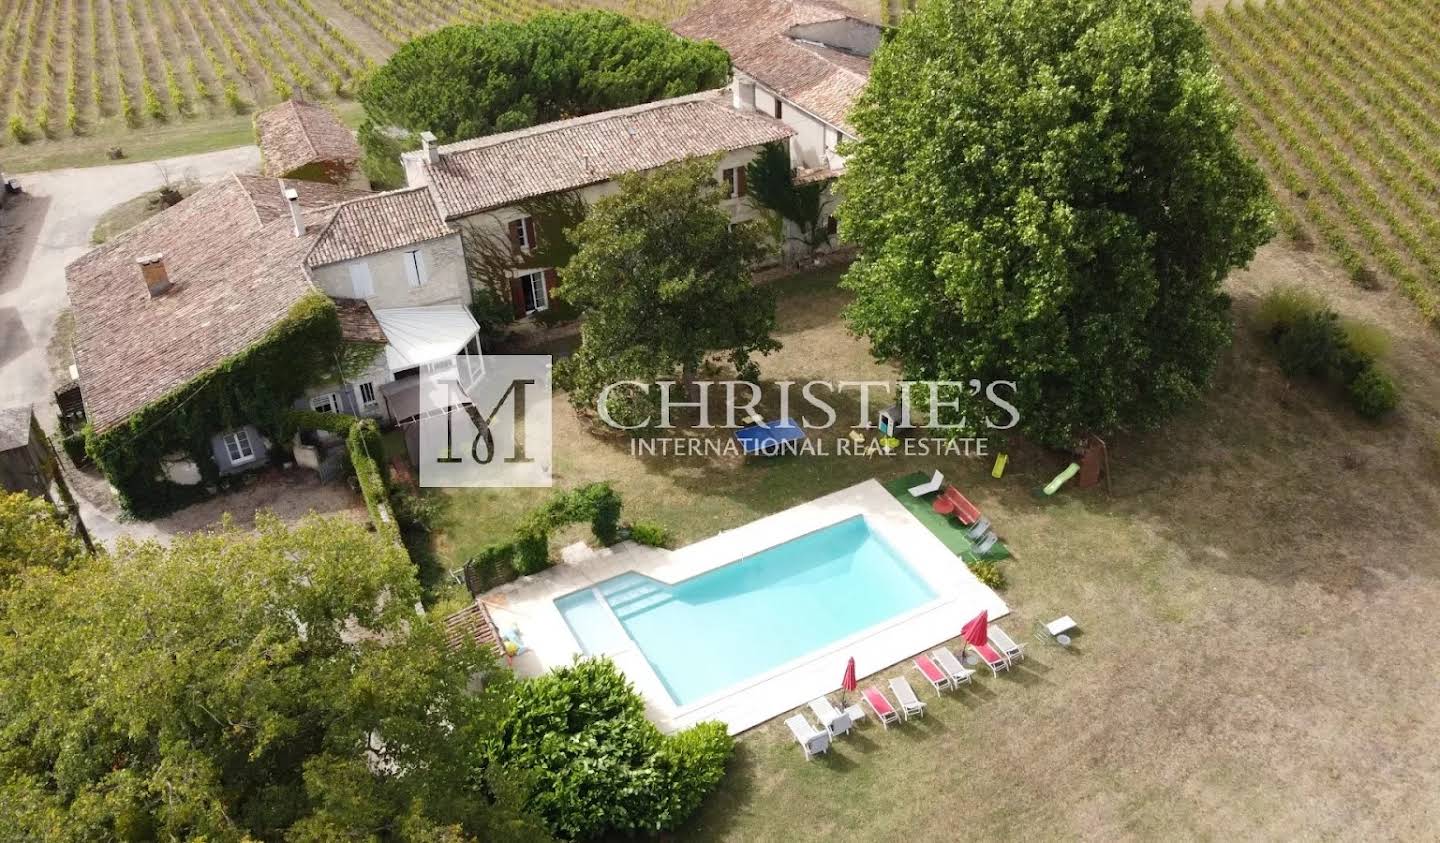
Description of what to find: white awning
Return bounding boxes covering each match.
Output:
[374,305,480,371]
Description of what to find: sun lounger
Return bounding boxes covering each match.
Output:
[861,686,901,729]
[888,676,927,719]
[809,697,853,737]
[785,713,832,760]
[973,532,999,557]
[968,641,1010,677]
[941,486,982,526]
[932,647,975,685]
[908,469,944,498]
[988,624,1026,664]
[913,654,955,695]
[966,516,991,540]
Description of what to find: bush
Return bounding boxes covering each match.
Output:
[1257,285,1327,337]
[578,482,622,545]
[284,408,358,438]
[967,558,1006,589]
[1276,310,1345,378]
[490,659,732,840]
[1340,318,1391,362]
[628,521,672,548]
[59,425,90,467]
[1346,367,1398,419]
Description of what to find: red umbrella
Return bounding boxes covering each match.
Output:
[841,657,857,693]
[961,610,989,647]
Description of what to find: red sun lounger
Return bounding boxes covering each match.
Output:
[942,486,982,526]
[861,686,901,729]
[913,654,955,695]
[968,641,1010,677]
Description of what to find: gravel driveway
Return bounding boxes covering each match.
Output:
[0,145,260,545]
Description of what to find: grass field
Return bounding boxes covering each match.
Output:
[444,236,1440,836]
[0,0,693,164]
[1204,0,1440,324]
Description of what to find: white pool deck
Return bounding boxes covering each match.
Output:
[484,479,1009,735]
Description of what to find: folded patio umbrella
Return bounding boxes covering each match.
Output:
[841,657,857,693]
[961,610,989,647]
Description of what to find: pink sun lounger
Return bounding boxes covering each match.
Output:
[861,686,901,729]
[913,654,955,695]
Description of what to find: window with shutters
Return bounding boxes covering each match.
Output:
[520,269,548,314]
[310,393,340,413]
[721,167,747,198]
[510,216,535,251]
[348,263,374,298]
[773,98,783,119]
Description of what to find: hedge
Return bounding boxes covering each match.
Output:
[347,419,398,544]
[465,482,626,589]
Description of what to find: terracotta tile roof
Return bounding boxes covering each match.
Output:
[306,187,454,267]
[256,100,363,178]
[403,90,795,218]
[674,0,874,134]
[66,175,365,433]
[332,298,385,344]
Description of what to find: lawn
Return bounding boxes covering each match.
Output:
[448,240,1440,838]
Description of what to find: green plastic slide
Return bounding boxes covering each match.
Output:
[1043,462,1081,496]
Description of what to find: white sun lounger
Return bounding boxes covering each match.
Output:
[973,532,999,557]
[989,624,1026,663]
[888,676,927,720]
[907,469,944,497]
[786,713,832,760]
[809,697,853,737]
[932,647,975,685]
[966,517,991,539]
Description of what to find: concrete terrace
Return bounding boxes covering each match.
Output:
[485,479,1009,734]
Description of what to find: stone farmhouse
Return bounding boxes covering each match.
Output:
[63,0,878,492]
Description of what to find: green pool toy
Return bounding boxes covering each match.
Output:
[1043,462,1081,496]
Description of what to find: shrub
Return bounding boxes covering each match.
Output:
[284,408,358,438]
[1257,285,1327,337]
[8,115,32,144]
[511,520,551,575]
[1340,318,1391,362]
[967,558,1005,589]
[628,521,672,548]
[579,482,622,545]
[491,659,733,840]
[1346,368,1398,419]
[1276,310,1344,378]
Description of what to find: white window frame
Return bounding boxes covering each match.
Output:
[520,269,548,314]
[222,429,255,466]
[403,249,426,288]
[348,262,374,298]
[310,392,341,414]
[355,381,379,413]
[514,216,533,250]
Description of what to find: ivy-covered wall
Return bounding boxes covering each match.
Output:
[86,293,345,518]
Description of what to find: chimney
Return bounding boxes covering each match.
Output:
[137,254,171,297]
[420,131,439,165]
[284,187,304,236]
[732,77,757,112]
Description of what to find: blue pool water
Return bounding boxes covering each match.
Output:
[555,516,936,706]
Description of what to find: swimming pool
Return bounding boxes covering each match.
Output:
[555,515,936,706]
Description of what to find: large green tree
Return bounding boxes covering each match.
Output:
[554,160,781,420]
[0,491,86,588]
[0,515,547,842]
[359,11,730,183]
[839,0,1273,446]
